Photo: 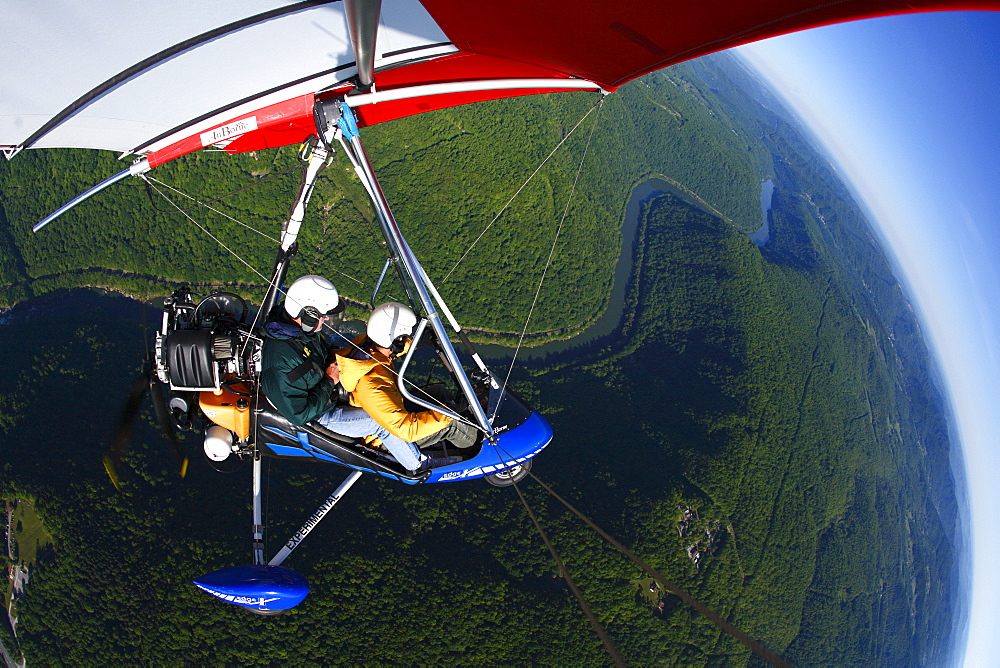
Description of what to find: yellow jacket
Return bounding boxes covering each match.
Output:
[335,336,451,442]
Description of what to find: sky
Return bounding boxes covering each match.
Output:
[736,11,1000,665]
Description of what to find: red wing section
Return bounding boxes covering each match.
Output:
[341,52,590,127]
[144,52,595,167]
[350,86,586,128]
[148,95,321,168]
[123,0,1000,168]
[419,0,1000,90]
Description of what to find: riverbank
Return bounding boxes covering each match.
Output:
[2,174,774,359]
[477,175,776,359]
[3,497,52,667]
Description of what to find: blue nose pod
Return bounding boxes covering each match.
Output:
[194,564,309,614]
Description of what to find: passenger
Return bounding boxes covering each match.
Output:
[336,302,480,454]
[260,275,426,472]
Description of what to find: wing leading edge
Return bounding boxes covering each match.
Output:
[3,0,997,166]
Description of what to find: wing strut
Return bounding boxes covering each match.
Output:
[257,124,339,324]
[345,0,382,89]
[268,470,364,567]
[327,100,496,438]
[32,158,150,232]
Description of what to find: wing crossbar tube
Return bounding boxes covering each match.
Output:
[32,158,150,232]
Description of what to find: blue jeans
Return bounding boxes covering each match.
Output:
[317,405,424,472]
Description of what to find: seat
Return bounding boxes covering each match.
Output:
[252,393,428,481]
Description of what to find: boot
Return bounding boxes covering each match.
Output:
[418,455,463,471]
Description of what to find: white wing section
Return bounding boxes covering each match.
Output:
[0,0,451,154]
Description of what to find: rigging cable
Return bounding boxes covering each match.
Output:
[486,431,789,665]
[492,98,604,422]
[144,177,279,286]
[242,261,286,358]
[146,143,476,459]
[518,471,793,668]
[143,173,373,357]
[145,176,281,243]
[140,150,302,215]
[512,481,626,668]
[144,173,371,289]
[441,101,601,285]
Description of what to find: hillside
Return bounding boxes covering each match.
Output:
[0,62,768,337]
[0,53,960,665]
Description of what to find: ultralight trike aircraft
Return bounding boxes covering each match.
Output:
[100,99,555,613]
[8,0,988,626]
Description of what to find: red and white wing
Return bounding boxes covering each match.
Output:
[1,0,452,157]
[3,0,998,167]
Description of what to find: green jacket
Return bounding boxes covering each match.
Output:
[260,317,337,425]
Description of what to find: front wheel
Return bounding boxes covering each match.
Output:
[485,458,532,487]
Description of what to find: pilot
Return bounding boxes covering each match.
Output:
[260,275,427,472]
[335,302,479,453]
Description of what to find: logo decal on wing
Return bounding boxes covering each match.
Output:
[201,117,259,147]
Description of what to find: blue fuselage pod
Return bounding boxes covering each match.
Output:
[252,386,551,485]
[193,564,309,613]
[425,401,554,484]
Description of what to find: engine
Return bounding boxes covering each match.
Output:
[153,286,258,392]
[152,287,261,460]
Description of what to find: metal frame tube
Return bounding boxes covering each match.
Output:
[33,158,149,232]
[396,319,467,423]
[258,130,336,325]
[268,470,363,567]
[345,130,494,435]
[333,126,421,311]
[371,257,393,307]
[342,78,603,109]
[409,248,460,331]
[408,249,497,387]
[345,0,382,88]
[252,455,264,565]
[280,143,329,252]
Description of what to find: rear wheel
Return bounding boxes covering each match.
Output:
[485,458,532,487]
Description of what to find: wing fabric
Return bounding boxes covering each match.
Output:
[3,0,997,166]
[0,0,454,155]
[419,0,1000,90]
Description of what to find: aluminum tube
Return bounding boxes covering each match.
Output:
[371,257,392,307]
[409,248,460,332]
[252,455,264,566]
[269,470,363,567]
[396,319,466,422]
[343,78,604,108]
[345,0,382,88]
[338,129,420,310]
[33,166,131,232]
[280,143,330,251]
[347,133,494,435]
[406,249,495,384]
[258,135,332,324]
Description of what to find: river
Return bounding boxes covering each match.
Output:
[475,179,665,360]
[2,177,777,365]
[478,176,775,360]
[748,178,775,247]
[0,286,158,327]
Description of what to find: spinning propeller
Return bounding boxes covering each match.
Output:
[103,357,189,490]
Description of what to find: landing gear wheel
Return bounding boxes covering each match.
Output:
[485,458,532,487]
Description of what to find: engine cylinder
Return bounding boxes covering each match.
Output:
[204,425,234,461]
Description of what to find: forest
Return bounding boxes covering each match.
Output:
[0,53,961,664]
[0,60,768,339]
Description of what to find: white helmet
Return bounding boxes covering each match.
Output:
[283,275,343,332]
[367,302,418,350]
